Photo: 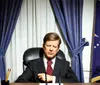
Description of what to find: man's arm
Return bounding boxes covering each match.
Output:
[15,66,33,82]
[56,61,79,83]
[57,67,79,83]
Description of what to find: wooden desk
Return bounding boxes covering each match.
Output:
[10,83,38,85]
[10,83,100,85]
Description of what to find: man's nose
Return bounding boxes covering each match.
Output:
[49,46,53,51]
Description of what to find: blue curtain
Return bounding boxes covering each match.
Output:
[49,0,89,82]
[0,0,23,80]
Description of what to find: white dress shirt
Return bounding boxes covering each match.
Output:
[43,55,56,83]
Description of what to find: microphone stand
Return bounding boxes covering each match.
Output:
[59,69,61,85]
[45,72,47,85]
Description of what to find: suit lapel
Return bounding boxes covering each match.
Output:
[36,58,61,76]
[37,58,46,73]
[53,58,61,76]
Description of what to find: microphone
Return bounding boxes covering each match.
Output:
[59,68,61,85]
[45,72,47,85]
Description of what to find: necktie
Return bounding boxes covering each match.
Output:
[46,60,53,75]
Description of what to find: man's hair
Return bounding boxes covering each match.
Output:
[43,32,61,46]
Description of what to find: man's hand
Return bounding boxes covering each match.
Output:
[38,73,54,82]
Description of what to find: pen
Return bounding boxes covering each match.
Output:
[5,68,11,82]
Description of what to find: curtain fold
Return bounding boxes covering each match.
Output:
[49,0,89,82]
[0,0,23,80]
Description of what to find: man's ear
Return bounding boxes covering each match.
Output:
[42,44,44,47]
[42,44,45,50]
[57,46,60,52]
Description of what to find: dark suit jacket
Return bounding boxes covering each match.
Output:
[15,57,79,83]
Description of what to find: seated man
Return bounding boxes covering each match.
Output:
[15,32,79,83]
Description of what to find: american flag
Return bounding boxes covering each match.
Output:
[91,0,100,83]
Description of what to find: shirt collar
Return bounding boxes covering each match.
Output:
[43,54,56,64]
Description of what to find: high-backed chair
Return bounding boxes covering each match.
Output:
[23,47,66,70]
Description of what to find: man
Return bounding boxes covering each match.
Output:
[15,32,79,83]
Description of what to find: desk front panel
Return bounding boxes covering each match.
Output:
[10,83,100,85]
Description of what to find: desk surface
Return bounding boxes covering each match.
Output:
[10,83,100,85]
[10,83,38,85]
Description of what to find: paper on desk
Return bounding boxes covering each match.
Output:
[39,83,64,85]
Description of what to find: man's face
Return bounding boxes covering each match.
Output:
[43,40,60,59]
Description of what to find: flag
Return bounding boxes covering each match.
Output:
[91,0,100,83]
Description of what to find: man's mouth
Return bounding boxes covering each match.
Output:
[48,52,53,55]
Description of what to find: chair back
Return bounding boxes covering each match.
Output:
[23,47,66,70]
